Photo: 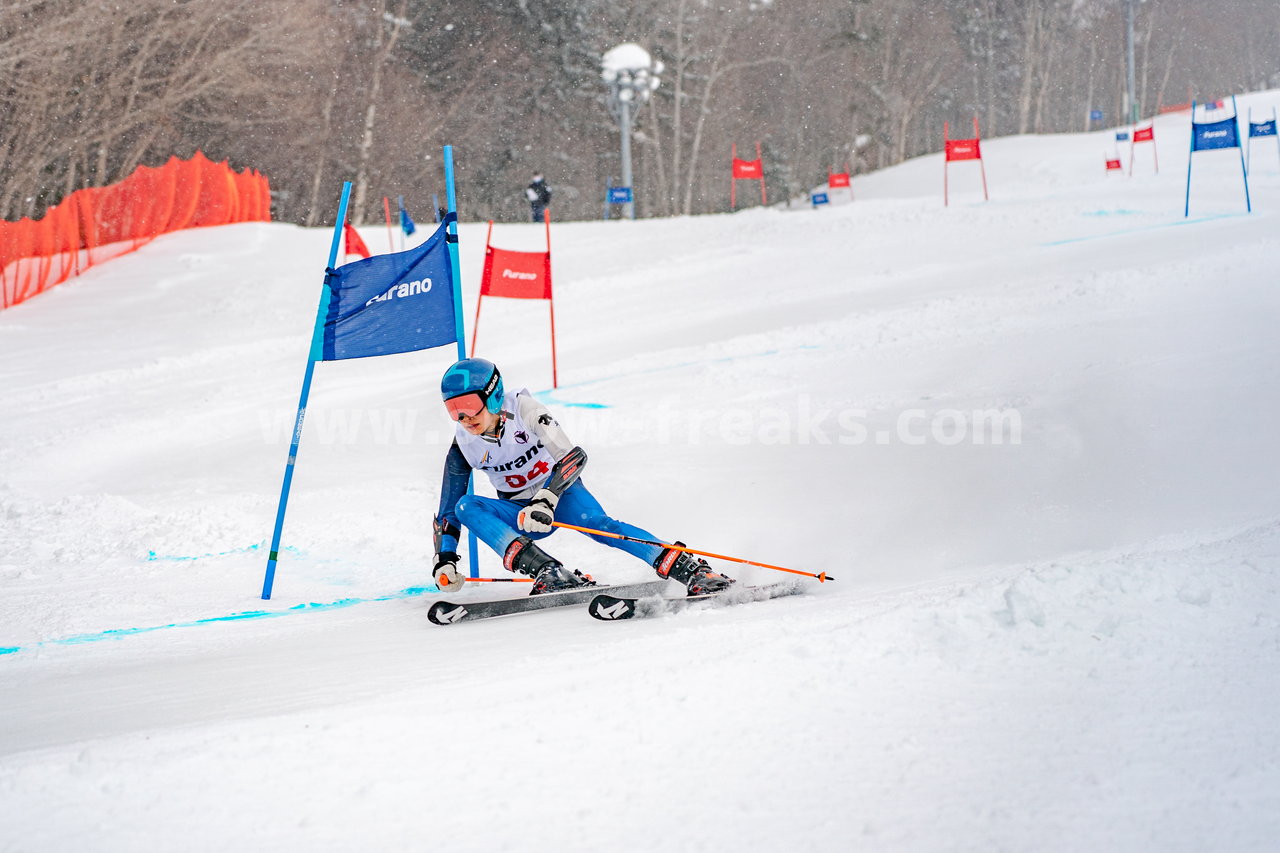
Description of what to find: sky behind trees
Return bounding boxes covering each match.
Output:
[2,0,1277,224]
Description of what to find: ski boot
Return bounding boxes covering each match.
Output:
[504,536,595,595]
[653,543,735,596]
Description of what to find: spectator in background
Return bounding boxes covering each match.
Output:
[526,173,552,222]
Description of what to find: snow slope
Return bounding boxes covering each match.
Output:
[3,94,1280,851]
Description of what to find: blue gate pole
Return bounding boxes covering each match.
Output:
[1185,101,1197,218]
[1247,107,1254,174]
[261,182,351,599]
[1234,96,1252,213]
[442,146,480,579]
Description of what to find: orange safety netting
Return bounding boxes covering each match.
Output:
[1,151,271,310]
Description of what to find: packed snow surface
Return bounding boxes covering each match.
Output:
[3,94,1280,851]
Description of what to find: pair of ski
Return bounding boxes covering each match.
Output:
[427,578,801,625]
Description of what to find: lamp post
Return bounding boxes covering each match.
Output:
[602,43,661,220]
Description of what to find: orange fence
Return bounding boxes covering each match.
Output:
[1,151,271,309]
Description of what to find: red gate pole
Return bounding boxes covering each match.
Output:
[943,121,950,207]
[757,141,767,205]
[544,209,558,388]
[470,220,494,355]
[382,196,394,252]
[974,117,989,201]
[730,143,738,210]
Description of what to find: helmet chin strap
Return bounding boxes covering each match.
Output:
[477,410,506,443]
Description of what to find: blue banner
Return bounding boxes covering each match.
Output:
[1192,117,1241,151]
[811,192,830,206]
[319,214,457,361]
[1115,131,1129,142]
[1090,109,1103,121]
[607,186,633,204]
[398,197,417,236]
[1249,119,1277,138]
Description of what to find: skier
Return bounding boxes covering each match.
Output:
[431,357,734,597]
[525,173,552,222]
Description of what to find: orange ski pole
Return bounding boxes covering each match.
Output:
[550,521,834,582]
[463,577,532,583]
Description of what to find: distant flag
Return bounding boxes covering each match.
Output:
[398,196,417,237]
[1190,117,1240,152]
[343,222,371,259]
[317,214,458,361]
[1184,96,1250,217]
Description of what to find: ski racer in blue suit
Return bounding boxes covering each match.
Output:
[431,358,734,596]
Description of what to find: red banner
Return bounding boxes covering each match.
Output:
[943,118,989,206]
[1133,126,1155,143]
[945,139,982,162]
[732,157,763,179]
[480,246,551,300]
[828,172,850,188]
[472,216,558,387]
[1,151,271,310]
[1105,158,1122,171]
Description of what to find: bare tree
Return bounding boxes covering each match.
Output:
[4,0,1277,225]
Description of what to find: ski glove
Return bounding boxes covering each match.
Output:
[434,552,463,592]
[517,489,559,534]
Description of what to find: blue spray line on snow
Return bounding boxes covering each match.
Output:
[145,543,305,563]
[1041,211,1251,246]
[3,343,824,658]
[0,583,438,658]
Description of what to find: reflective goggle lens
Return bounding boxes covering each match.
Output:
[445,392,486,421]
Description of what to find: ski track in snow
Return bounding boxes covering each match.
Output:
[3,95,1280,851]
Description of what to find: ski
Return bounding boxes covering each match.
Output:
[587,580,804,621]
[428,579,670,625]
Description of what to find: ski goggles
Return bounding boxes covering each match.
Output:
[444,393,486,421]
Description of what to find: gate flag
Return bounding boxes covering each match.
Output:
[730,141,768,210]
[471,212,558,386]
[319,213,458,361]
[828,166,854,201]
[1246,107,1279,173]
[1249,116,1278,138]
[343,222,371,259]
[1191,117,1240,151]
[1184,96,1250,217]
[1129,124,1158,175]
[262,147,474,600]
[398,196,417,237]
[943,117,989,206]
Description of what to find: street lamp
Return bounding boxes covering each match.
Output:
[602,43,662,220]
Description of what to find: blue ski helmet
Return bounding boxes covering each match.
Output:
[440,357,504,418]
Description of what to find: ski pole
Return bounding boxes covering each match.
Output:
[463,577,532,583]
[550,521,834,582]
